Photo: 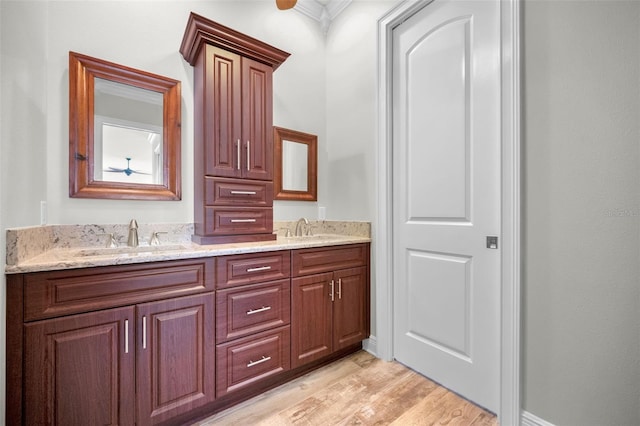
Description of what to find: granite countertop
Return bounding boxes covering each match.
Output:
[5,221,371,274]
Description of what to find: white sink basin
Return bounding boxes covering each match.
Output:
[72,244,188,257]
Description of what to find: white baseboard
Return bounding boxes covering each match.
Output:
[362,335,377,356]
[521,411,556,426]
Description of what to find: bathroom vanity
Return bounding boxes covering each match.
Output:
[5,229,370,426]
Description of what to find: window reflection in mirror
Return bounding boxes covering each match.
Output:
[94,78,164,185]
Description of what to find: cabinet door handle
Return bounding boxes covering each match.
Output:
[236,139,241,170]
[124,319,129,354]
[246,140,251,171]
[142,316,147,350]
[247,306,272,315]
[246,266,271,272]
[337,278,342,300]
[230,190,257,195]
[329,280,335,302]
[247,356,271,368]
[230,219,257,223]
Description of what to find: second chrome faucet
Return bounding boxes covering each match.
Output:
[127,219,139,247]
[295,217,312,237]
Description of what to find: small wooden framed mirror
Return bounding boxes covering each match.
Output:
[69,52,181,200]
[273,126,317,201]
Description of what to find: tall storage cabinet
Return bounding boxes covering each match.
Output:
[180,13,290,244]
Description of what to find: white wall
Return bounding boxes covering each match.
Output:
[1,1,391,420]
[39,1,327,225]
[325,1,393,221]
[523,1,640,425]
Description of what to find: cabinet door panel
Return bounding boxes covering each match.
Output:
[291,272,333,368]
[136,294,215,425]
[333,267,369,351]
[24,306,135,426]
[242,58,273,180]
[204,45,242,177]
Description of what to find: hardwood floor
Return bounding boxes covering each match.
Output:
[194,351,498,425]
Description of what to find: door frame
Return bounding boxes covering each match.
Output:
[374,0,521,423]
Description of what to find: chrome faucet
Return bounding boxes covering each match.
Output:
[295,217,310,237]
[127,219,139,247]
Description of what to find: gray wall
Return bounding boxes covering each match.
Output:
[523,1,640,424]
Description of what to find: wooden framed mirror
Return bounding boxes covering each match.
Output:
[69,52,181,200]
[273,126,317,201]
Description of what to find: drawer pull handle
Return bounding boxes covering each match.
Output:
[246,140,251,171]
[236,139,241,170]
[247,356,271,368]
[246,266,272,273]
[230,190,257,195]
[124,319,129,354]
[247,306,272,315]
[231,219,257,223]
[142,316,147,350]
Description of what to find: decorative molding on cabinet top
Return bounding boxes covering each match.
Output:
[180,12,290,69]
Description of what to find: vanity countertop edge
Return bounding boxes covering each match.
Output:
[5,221,371,274]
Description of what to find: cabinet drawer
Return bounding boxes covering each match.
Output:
[292,243,369,277]
[205,177,273,207]
[24,258,215,321]
[216,251,290,289]
[216,326,290,397]
[203,207,273,235]
[216,279,290,343]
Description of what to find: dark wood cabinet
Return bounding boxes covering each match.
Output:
[216,325,291,397]
[24,306,135,426]
[196,46,272,181]
[291,272,334,365]
[8,258,215,426]
[136,294,216,425]
[180,13,289,244]
[7,243,369,425]
[214,251,291,396]
[332,266,369,350]
[291,244,371,368]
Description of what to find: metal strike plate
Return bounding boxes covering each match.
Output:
[486,236,498,249]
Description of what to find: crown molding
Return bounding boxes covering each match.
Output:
[294,0,353,35]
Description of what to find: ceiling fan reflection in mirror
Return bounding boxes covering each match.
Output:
[276,0,297,10]
[105,157,151,176]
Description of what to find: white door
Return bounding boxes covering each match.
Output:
[392,0,501,412]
